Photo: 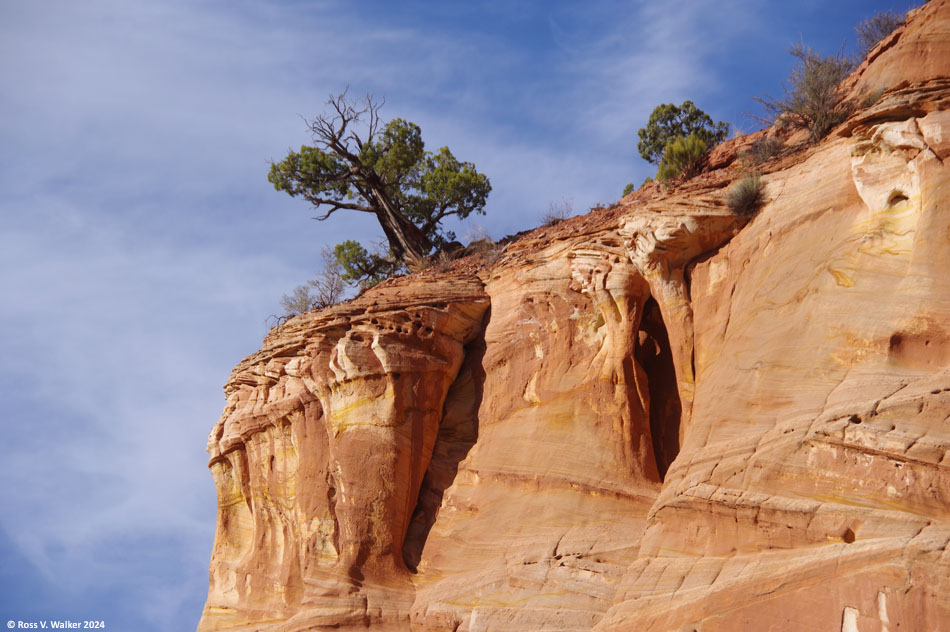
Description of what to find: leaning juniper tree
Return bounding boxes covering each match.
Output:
[268,91,492,288]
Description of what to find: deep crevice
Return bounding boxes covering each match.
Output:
[636,298,682,481]
[401,309,490,572]
[326,471,341,558]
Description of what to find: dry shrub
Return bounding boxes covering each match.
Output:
[542,199,573,226]
[280,246,345,315]
[754,43,855,143]
[727,174,765,217]
[744,136,784,165]
[856,11,904,59]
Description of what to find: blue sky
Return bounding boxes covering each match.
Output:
[0,1,920,629]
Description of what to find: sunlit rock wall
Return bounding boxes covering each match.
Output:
[199,2,950,630]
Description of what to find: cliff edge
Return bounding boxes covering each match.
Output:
[199,2,950,629]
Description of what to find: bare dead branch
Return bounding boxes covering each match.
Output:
[308,91,386,155]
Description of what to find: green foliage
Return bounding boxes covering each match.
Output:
[754,43,855,143]
[637,101,729,165]
[333,240,398,289]
[622,183,635,197]
[727,174,765,217]
[407,146,492,247]
[656,134,707,182]
[268,146,350,201]
[856,11,903,59]
[641,176,654,188]
[269,92,491,286]
[359,118,425,179]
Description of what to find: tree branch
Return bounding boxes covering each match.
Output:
[420,205,452,236]
[303,197,376,219]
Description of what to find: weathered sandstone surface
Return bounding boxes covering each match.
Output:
[200,2,950,630]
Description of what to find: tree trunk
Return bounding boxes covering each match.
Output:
[369,187,432,268]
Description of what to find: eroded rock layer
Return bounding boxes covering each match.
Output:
[201,279,489,631]
[597,83,950,632]
[200,2,950,630]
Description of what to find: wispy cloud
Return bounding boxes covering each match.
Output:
[1,2,768,626]
[0,0,895,628]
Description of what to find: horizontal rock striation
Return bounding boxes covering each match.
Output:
[199,2,950,630]
[597,76,950,632]
[200,279,489,631]
[408,213,741,630]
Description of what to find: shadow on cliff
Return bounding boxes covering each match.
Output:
[636,297,681,481]
[402,310,490,572]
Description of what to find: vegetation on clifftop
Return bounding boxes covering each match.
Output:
[754,43,855,143]
[274,6,917,316]
[637,101,729,166]
[656,134,709,182]
[269,91,491,290]
[856,10,904,58]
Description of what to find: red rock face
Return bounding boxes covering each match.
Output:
[597,102,950,632]
[199,3,950,630]
[200,280,489,630]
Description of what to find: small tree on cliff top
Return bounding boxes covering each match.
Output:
[637,101,729,165]
[656,133,708,182]
[269,91,491,285]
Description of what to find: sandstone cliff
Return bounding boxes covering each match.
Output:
[199,2,950,630]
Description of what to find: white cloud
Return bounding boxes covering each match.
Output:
[0,0,774,628]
